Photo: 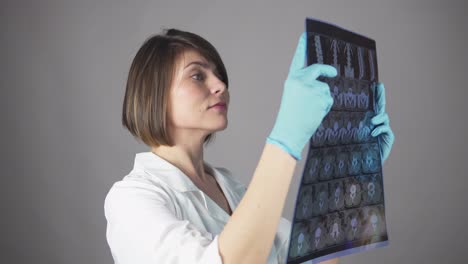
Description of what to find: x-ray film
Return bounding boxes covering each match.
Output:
[285,18,389,264]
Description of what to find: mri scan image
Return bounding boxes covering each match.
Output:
[287,18,388,264]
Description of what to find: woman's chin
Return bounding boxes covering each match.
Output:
[212,121,228,132]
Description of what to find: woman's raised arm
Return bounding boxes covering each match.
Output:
[217,32,338,264]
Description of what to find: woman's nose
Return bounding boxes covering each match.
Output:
[212,77,227,95]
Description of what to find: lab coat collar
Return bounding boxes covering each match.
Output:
[132,152,235,193]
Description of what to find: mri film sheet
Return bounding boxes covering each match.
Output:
[285,18,389,264]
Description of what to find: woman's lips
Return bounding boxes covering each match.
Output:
[210,104,227,111]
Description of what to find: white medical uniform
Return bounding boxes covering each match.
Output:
[104,152,315,264]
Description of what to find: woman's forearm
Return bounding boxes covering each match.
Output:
[218,142,296,263]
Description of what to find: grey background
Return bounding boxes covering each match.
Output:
[2,0,467,263]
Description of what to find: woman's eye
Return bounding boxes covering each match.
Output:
[191,73,204,81]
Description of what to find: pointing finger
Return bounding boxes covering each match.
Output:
[288,32,307,76]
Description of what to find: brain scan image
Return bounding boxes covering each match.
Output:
[361,206,387,242]
[362,144,380,174]
[296,185,314,220]
[328,180,344,211]
[319,151,335,181]
[334,149,349,178]
[345,209,363,241]
[326,212,345,246]
[348,147,362,175]
[303,154,321,184]
[313,183,329,216]
[359,174,383,205]
[344,179,362,208]
[289,221,312,258]
[310,218,327,251]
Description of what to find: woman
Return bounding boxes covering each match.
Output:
[104,28,394,264]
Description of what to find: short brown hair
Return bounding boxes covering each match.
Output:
[122,28,229,147]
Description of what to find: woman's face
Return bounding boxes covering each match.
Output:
[167,49,229,139]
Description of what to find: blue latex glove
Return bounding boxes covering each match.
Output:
[371,82,395,164]
[267,32,337,160]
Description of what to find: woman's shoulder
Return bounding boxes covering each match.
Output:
[110,169,165,189]
[105,170,173,208]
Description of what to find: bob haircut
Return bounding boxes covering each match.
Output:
[122,28,229,147]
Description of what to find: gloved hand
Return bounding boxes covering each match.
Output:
[267,32,337,160]
[371,82,395,164]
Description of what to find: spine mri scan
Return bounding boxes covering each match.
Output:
[285,18,389,264]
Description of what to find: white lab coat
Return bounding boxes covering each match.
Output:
[104,152,311,264]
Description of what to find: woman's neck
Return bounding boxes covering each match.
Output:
[151,144,212,183]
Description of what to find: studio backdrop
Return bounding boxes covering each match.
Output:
[2,0,467,263]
